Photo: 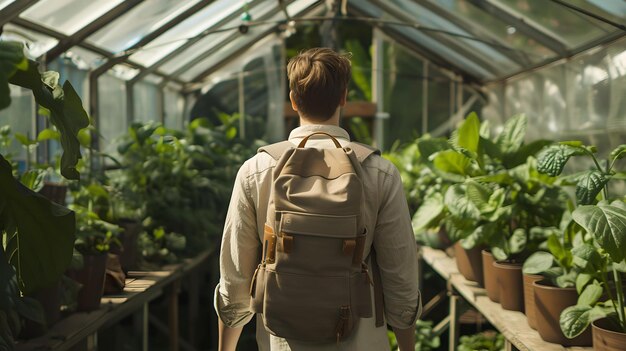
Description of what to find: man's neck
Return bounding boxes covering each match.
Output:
[299,110,340,126]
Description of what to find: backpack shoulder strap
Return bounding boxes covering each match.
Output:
[257,141,294,160]
[348,142,381,163]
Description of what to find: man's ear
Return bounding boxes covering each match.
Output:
[339,89,348,107]
[289,91,298,112]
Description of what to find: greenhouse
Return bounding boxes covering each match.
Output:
[1,0,625,350]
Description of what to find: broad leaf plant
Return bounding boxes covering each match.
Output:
[535,141,626,337]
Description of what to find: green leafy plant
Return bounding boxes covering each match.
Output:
[458,330,505,351]
[410,113,562,260]
[535,141,626,337]
[387,319,440,351]
[1,41,89,349]
[111,116,258,262]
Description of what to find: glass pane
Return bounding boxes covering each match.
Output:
[128,0,243,67]
[430,0,555,64]
[386,0,520,74]
[87,0,201,53]
[1,23,58,57]
[158,0,278,75]
[494,0,617,48]
[98,73,126,155]
[20,0,125,35]
[0,0,15,11]
[164,89,184,129]
[133,82,160,123]
[382,39,423,147]
[0,85,34,168]
[428,67,452,134]
[349,0,493,80]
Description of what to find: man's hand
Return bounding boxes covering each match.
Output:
[392,325,415,351]
[218,319,243,351]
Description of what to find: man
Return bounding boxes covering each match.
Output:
[216,48,421,351]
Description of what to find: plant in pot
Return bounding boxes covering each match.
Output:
[535,141,626,349]
[423,113,557,297]
[384,135,453,249]
[1,41,89,348]
[67,201,122,312]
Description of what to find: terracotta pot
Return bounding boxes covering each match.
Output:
[481,250,499,303]
[533,279,592,346]
[493,261,524,312]
[38,182,67,205]
[592,317,626,350]
[115,219,142,272]
[67,254,107,312]
[454,243,483,286]
[523,273,543,329]
[20,280,62,338]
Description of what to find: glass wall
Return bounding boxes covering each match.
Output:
[482,37,626,155]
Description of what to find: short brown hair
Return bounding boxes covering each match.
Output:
[287,48,351,121]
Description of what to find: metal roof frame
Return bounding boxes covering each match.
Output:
[369,0,508,77]
[126,0,267,87]
[467,0,569,56]
[347,2,484,84]
[0,0,39,27]
[44,0,144,63]
[187,1,324,88]
[411,0,539,65]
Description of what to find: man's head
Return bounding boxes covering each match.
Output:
[287,48,351,122]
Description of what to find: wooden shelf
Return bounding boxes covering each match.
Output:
[420,246,592,351]
[16,250,212,351]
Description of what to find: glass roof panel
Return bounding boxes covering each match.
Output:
[159,0,279,75]
[0,0,14,11]
[20,0,125,35]
[87,0,202,53]
[128,0,243,67]
[349,0,494,80]
[180,0,324,82]
[386,0,520,74]
[1,23,58,58]
[494,0,618,48]
[427,0,556,64]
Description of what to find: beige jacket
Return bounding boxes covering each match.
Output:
[215,125,421,350]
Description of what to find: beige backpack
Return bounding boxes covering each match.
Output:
[249,132,383,343]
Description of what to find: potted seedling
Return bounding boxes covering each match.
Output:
[536,142,626,350]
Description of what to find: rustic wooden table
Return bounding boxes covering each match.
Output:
[16,250,212,351]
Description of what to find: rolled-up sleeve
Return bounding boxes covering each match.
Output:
[214,161,261,328]
[374,165,422,329]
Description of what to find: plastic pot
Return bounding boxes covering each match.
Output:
[67,253,107,312]
[115,219,142,273]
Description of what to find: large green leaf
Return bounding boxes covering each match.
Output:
[416,137,450,162]
[445,184,480,219]
[573,204,626,262]
[0,155,75,294]
[571,243,603,273]
[504,139,553,169]
[345,40,371,101]
[412,192,444,233]
[9,61,89,179]
[0,42,28,111]
[547,234,571,268]
[537,144,586,177]
[433,150,472,176]
[609,144,626,161]
[509,228,527,254]
[495,114,527,155]
[452,112,480,155]
[576,273,594,294]
[560,305,592,339]
[576,170,608,205]
[577,281,603,306]
[522,251,554,275]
